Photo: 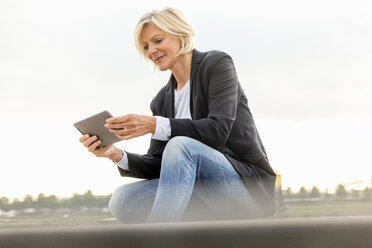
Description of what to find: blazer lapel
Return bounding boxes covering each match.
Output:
[189,49,203,119]
[164,49,203,119]
[164,75,175,118]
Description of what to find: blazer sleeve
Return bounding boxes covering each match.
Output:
[169,54,239,147]
[117,138,166,179]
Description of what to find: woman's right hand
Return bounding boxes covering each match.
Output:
[79,134,123,162]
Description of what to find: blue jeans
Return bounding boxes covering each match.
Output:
[109,136,264,223]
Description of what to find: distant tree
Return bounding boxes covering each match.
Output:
[298,187,308,198]
[69,190,102,208]
[1,192,114,211]
[351,189,360,198]
[36,193,59,209]
[310,186,321,198]
[335,184,347,199]
[45,195,59,209]
[70,193,86,208]
[83,190,95,206]
[324,188,333,200]
[23,194,35,209]
[0,197,10,211]
[60,197,73,208]
[36,193,46,209]
[95,194,112,208]
[286,187,293,198]
[11,198,23,210]
[363,187,371,199]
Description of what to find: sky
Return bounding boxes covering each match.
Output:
[0,0,372,199]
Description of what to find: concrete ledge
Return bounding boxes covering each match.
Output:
[1,216,372,248]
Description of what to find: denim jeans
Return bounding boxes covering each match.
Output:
[109,136,264,223]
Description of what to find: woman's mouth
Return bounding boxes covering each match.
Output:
[155,55,165,63]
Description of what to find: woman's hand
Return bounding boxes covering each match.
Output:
[105,114,156,140]
[79,134,123,162]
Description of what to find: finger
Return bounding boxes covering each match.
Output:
[83,136,97,148]
[88,140,102,152]
[107,128,122,135]
[104,123,125,129]
[106,116,127,124]
[79,134,90,143]
[108,128,131,136]
[116,133,134,140]
[106,114,133,124]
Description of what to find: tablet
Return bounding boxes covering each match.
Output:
[73,110,121,148]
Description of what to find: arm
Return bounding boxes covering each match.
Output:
[105,114,168,178]
[113,116,170,172]
[170,55,239,147]
[117,138,166,179]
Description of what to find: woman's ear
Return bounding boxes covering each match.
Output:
[179,36,185,50]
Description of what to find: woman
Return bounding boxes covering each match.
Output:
[79,7,276,223]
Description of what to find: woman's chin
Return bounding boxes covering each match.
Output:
[157,65,168,71]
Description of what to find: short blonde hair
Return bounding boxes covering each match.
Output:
[134,7,195,59]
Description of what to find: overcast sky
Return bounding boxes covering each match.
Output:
[1,0,371,199]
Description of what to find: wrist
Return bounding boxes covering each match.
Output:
[150,116,156,134]
[108,147,123,163]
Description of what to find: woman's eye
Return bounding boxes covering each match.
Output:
[155,39,162,43]
[143,45,148,50]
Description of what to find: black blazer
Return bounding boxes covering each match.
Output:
[118,49,276,214]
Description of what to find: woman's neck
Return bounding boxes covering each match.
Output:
[170,52,192,90]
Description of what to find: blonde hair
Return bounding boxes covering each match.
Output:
[134,7,195,60]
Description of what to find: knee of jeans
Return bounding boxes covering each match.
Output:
[164,136,193,155]
[108,185,134,223]
[108,186,122,217]
[108,191,118,215]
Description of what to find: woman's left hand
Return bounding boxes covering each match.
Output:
[105,114,156,140]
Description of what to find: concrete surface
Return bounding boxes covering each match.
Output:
[1,216,372,248]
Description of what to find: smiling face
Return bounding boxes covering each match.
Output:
[140,22,182,71]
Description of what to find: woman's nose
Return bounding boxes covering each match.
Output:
[147,45,157,58]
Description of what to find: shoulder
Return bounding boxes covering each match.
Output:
[194,49,233,66]
[152,84,168,99]
[193,49,236,78]
[150,84,168,115]
[193,49,235,74]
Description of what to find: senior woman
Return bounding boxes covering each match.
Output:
[79,7,276,223]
